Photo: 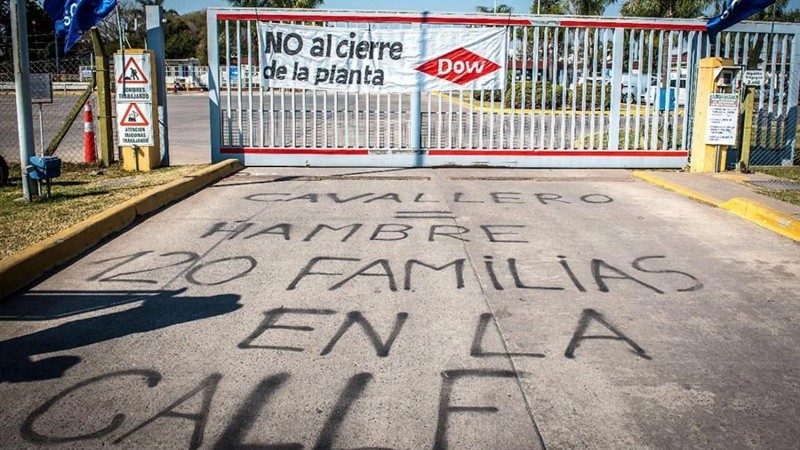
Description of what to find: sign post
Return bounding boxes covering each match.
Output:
[31,73,53,153]
[114,50,160,171]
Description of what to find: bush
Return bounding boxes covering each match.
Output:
[505,81,565,109]
[568,83,612,110]
[472,89,504,103]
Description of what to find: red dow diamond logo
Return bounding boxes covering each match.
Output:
[415,47,500,85]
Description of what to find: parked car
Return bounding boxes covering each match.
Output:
[647,77,688,107]
[569,75,610,91]
[620,73,654,102]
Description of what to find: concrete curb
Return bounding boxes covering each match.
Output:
[0,159,243,300]
[633,171,800,243]
[632,171,722,207]
[720,198,800,242]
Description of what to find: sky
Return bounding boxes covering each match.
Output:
[168,0,800,16]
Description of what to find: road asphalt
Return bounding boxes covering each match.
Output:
[1,166,799,449]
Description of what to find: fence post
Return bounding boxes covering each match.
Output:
[608,28,624,151]
[10,0,38,201]
[146,5,170,167]
[207,11,222,163]
[91,28,114,167]
[785,33,800,164]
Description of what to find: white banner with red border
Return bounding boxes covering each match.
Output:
[257,23,507,93]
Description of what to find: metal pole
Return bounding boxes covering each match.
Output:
[38,104,45,153]
[54,34,60,73]
[411,20,423,159]
[146,5,170,166]
[10,0,37,201]
[117,5,126,97]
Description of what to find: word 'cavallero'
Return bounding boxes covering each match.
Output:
[243,192,614,204]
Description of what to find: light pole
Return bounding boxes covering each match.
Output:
[10,0,37,201]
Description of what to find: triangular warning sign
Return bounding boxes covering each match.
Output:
[117,57,149,84]
[120,103,149,126]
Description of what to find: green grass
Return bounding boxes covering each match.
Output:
[0,162,206,260]
[752,166,800,207]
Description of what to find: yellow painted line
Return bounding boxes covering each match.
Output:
[0,159,243,300]
[720,198,800,242]
[635,171,800,242]
[434,92,685,117]
[632,171,722,207]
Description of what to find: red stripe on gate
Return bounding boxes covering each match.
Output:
[558,19,706,31]
[427,150,689,157]
[215,12,531,26]
[222,148,688,158]
[221,147,370,155]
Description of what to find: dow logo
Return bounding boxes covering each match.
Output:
[415,47,500,85]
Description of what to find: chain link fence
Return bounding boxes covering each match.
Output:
[745,69,799,166]
[0,57,98,165]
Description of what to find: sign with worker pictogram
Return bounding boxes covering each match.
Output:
[114,54,152,102]
[117,102,154,146]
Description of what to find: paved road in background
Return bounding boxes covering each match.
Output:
[166,93,212,165]
[1,168,799,449]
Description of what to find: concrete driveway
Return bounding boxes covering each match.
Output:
[1,168,798,449]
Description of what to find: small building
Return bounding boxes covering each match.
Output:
[165,58,208,90]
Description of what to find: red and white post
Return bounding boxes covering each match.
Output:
[83,102,96,163]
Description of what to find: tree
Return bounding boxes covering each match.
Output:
[564,0,614,16]
[94,0,145,55]
[619,0,711,19]
[531,0,566,14]
[163,10,200,59]
[620,0,713,87]
[179,10,208,64]
[739,0,800,69]
[0,0,59,65]
[476,4,513,13]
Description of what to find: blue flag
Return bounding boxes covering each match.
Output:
[707,0,776,37]
[43,0,118,53]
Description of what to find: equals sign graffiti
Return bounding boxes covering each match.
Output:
[394,210,457,220]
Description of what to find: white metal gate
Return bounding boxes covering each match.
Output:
[207,9,800,168]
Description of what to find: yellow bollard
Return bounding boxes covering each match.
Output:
[690,57,740,173]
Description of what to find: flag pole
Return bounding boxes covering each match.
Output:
[116,4,125,96]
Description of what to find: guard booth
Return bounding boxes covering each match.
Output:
[206,9,800,168]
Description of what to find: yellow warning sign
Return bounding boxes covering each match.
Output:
[114,53,153,102]
[117,102,154,146]
[119,103,150,126]
[117,57,149,84]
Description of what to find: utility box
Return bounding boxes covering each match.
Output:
[690,57,741,173]
[28,156,62,180]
